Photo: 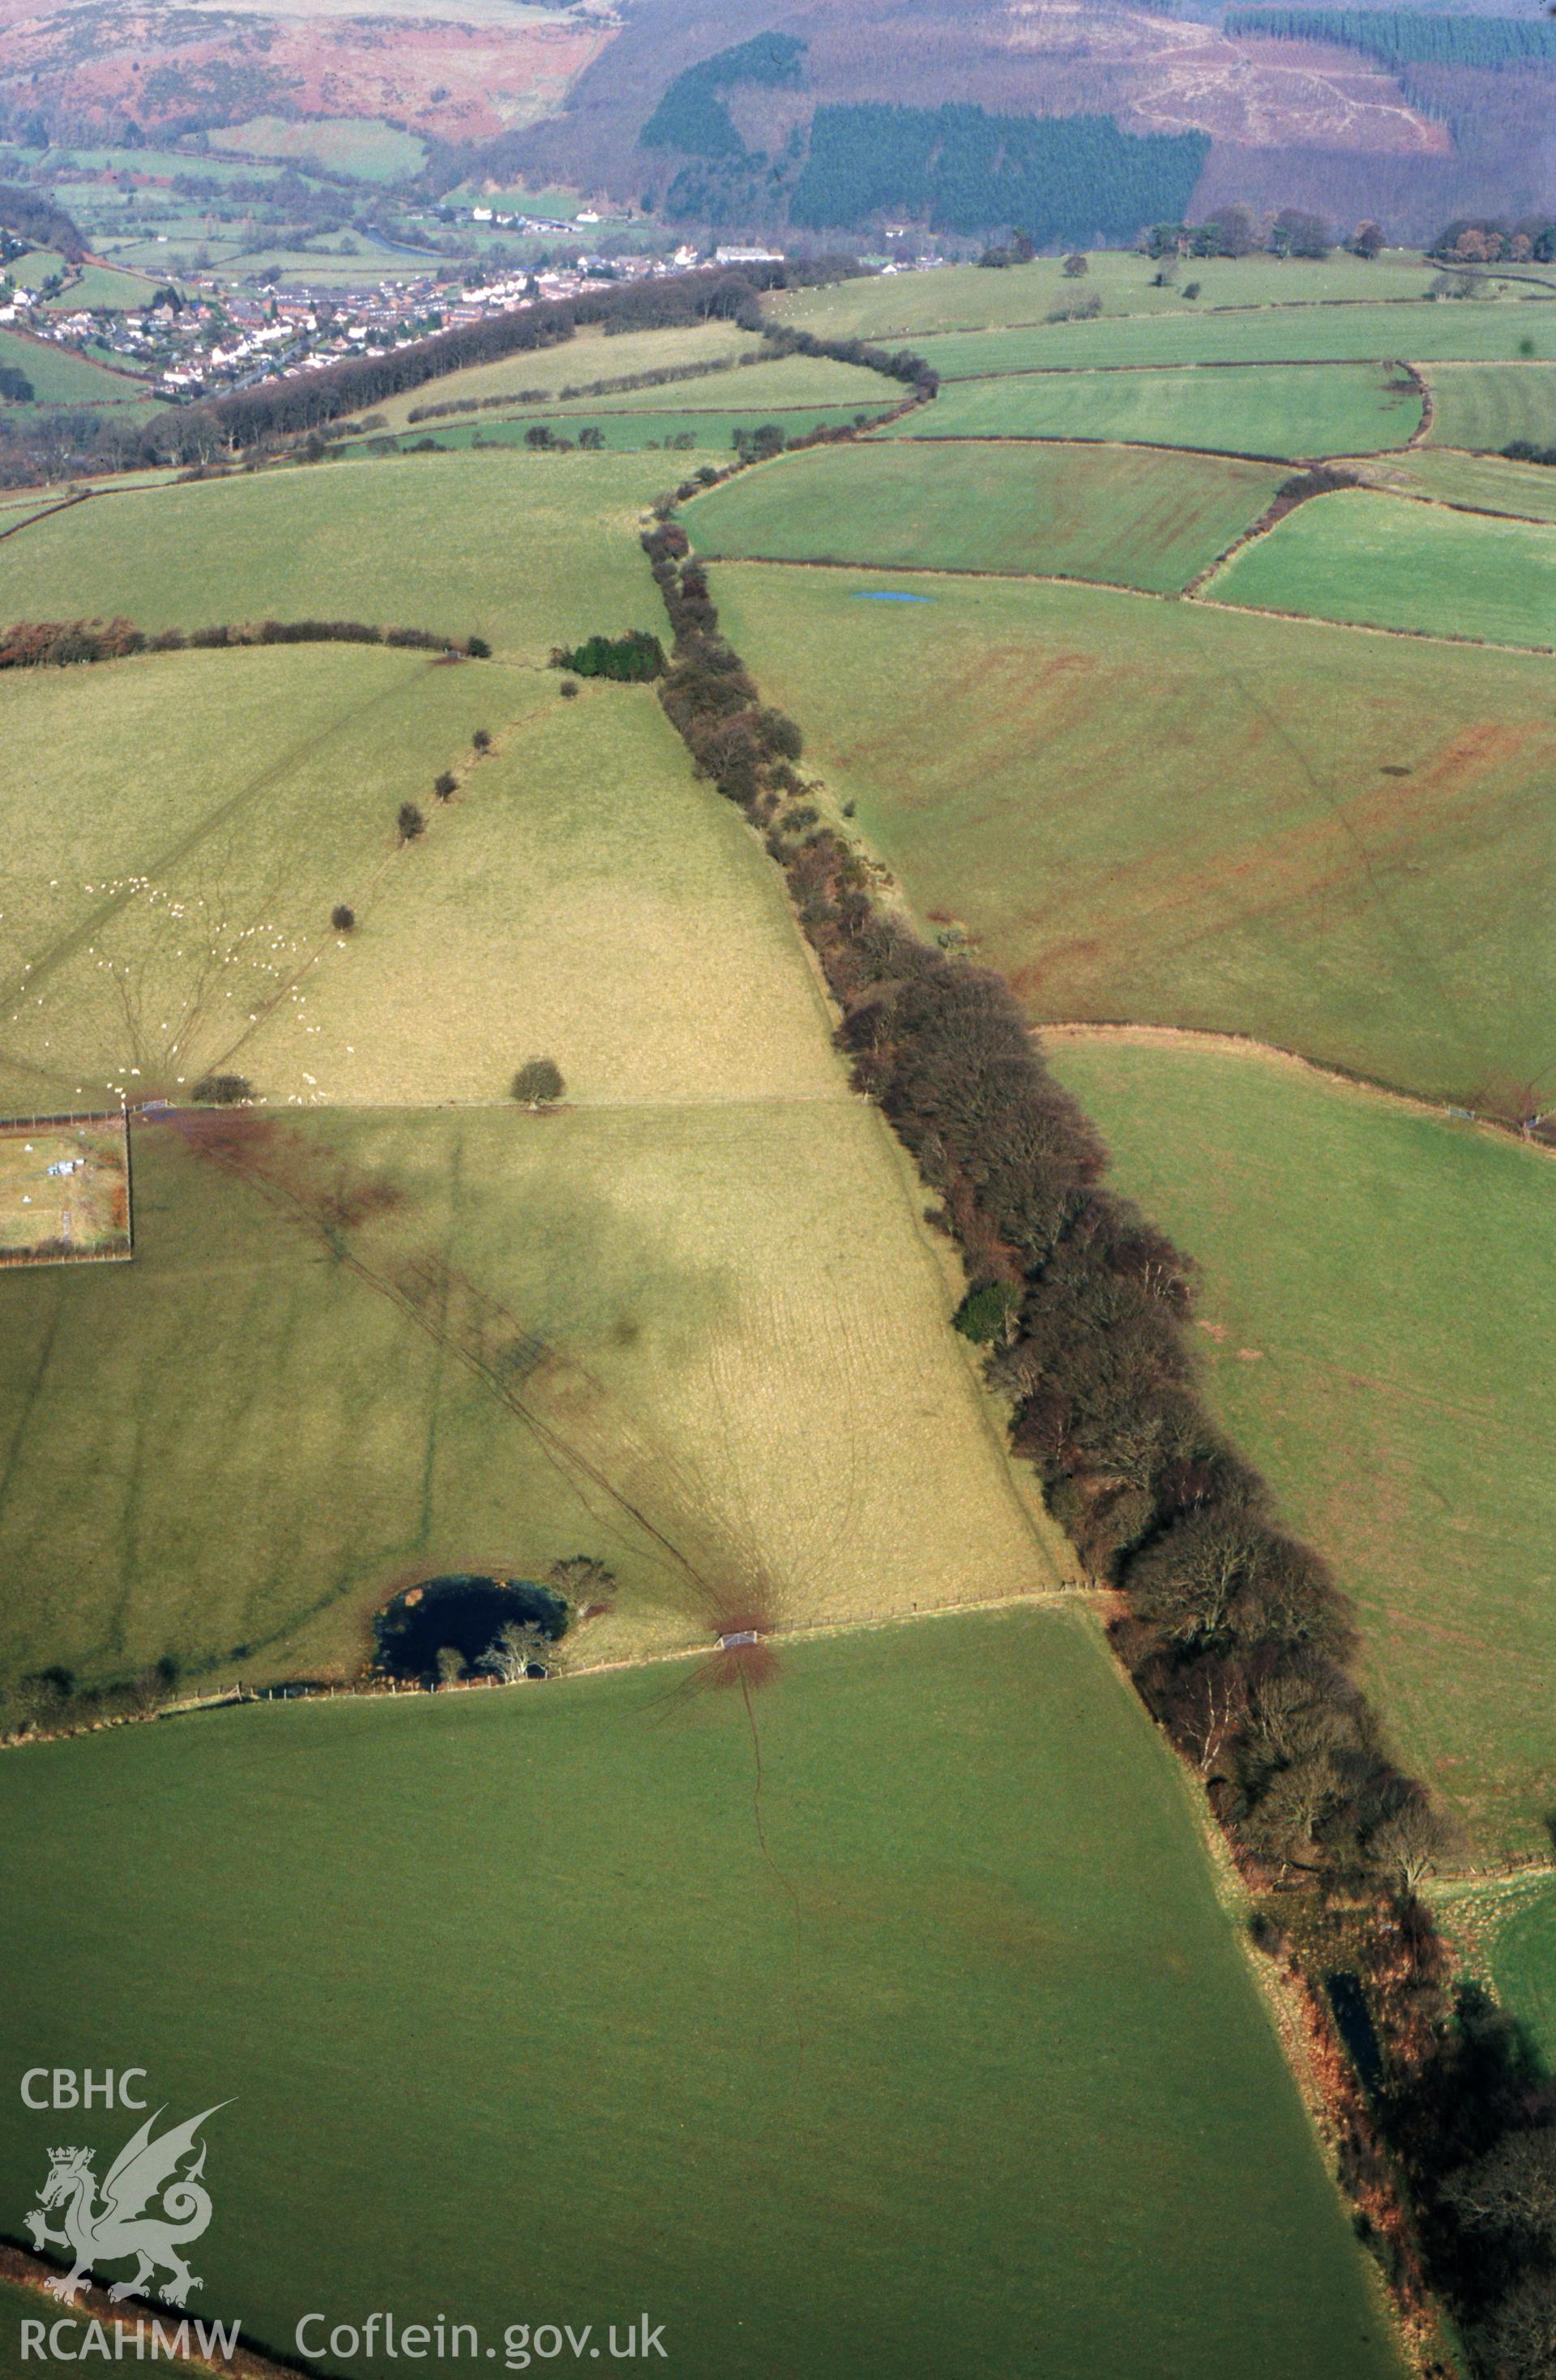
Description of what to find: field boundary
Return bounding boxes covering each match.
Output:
[0,1584,1103,1752]
[1038,1022,1556,1151]
[1191,583,1556,656]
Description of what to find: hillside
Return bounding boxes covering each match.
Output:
[0,0,1552,241]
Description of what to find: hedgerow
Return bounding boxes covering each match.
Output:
[641,506,1556,2380]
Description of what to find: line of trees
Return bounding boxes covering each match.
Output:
[133,263,843,459]
[639,499,1556,2379]
[789,105,1209,243]
[1431,218,1556,264]
[0,617,489,672]
[1228,9,1556,71]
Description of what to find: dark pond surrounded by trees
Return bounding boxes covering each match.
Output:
[375,1577,568,1684]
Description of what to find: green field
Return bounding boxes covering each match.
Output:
[1490,1879,1556,2065]
[47,262,160,311]
[687,441,1286,591]
[1211,486,1556,647]
[552,350,896,414]
[879,362,1420,458]
[357,404,891,456]
[0,610,1065,1695]
[5,249,66,289]
[209,115,428,182]
[1364,447,1556,520]
[913,300,1556,380]
[1424,362,1556,451]
[767,252,1443,340]
[0,641,854,1113]
[0,454,673,661]
[0,1088,1060,1698]
[0,327,149,406]
[712,562,1556,1108]
[1048,1040,1556,1859]
[372,323,766,430]
[0,1611,1403,2380]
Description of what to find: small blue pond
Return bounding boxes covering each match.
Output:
[853,591,934,604]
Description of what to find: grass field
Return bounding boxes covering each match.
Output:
[0,1610,1404,2380]
[371,323,765,430]
[209,115,427,182]
[0,1117,128,1264]
[0,327,149,407]
[1424,362,1556,451]
[0,621,893,1116]
[47,262,160,311]
[913,300,1556,380]
[766,253,1443,340]
[1363,448,1556,521]
[552,351,895,414]
[1210,487,1556,647]
[353,404,894,457]
[1430,1871,1556,2069]
[687,441,1287,592]
[1490,1880,1556,2063]
[878,362,1420,459]
[0,643,853,1114]
[0,1089,1062,1699]
[712,562,1556,1109]
[1047,1039,1556,1859]
[0,609,1070,1695]
[0,454,673,662]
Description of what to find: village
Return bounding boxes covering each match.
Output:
[0,233,793,404]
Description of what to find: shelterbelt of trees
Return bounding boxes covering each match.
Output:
[636,467,1556,2380]
[0,259,889,488]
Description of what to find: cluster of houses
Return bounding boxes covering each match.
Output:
[2,234,790,405]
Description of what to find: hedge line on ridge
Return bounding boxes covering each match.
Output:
[639,491,1556,2378]
[0,617,486,671]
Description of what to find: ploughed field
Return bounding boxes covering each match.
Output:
[0,1611,1404,2380]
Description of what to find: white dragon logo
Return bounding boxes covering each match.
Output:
[24,2104,228,2309]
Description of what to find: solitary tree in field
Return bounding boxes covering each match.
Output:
[397,801,425,844]
[477,1622,560,1682]
[331,904,356,933]
[190,1071,252,1105]
[511,1058,565,1106]
[1062,252,1088,278]
[434,771,457,801]
[472,728,492,752]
